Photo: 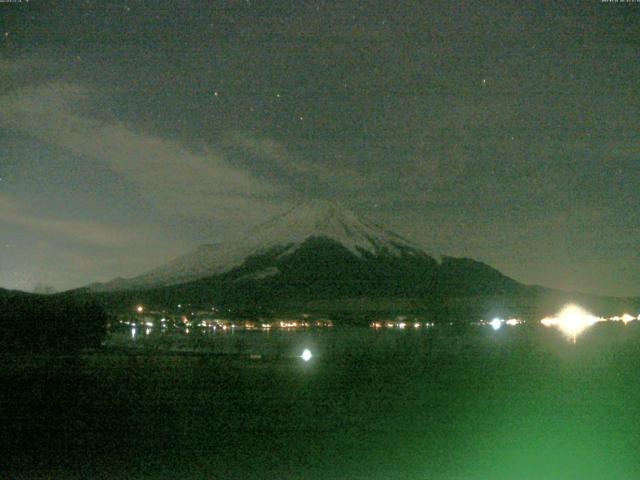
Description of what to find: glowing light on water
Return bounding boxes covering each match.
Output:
[131,326,136,339]
[490,318,503,330]
[301,349,312,362]
[540,304,602,343]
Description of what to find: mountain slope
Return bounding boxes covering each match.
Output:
[93,200,435,292]
[86,200,530,314]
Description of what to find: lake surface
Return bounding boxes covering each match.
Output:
[3,323,640,479]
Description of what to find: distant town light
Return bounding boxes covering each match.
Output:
[541,304,602,343]
[301,349,312,362]
[136,305,143,313]
[621,313,635,324]
[490,318,502,330]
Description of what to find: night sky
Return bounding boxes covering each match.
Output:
[1,1,639,296]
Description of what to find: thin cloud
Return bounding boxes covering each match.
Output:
[223,130,368,191]
[0,81,283,221]
[0,193,158,248]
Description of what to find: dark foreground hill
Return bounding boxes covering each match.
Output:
[0,288,107,352]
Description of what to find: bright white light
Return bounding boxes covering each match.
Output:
[621,313,635,324]
[540,304,602,343]
[490,318,502,330]
[136,305,143,313]
[506,318,522,326]
[541,317,555,327]
[131,327,136,339]
[301,349,312,362]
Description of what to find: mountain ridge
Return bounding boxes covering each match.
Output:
[92,200,438,292]
[76,200,640,319]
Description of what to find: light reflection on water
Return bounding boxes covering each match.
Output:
[13,316,640,480]
[110,315,640,363]
[102,322,640,479]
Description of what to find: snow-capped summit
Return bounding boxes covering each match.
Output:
[92,200,434,292]
[248,199,425,257]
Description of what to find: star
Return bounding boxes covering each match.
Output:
[213,91,219,97]
[482,78,487,86]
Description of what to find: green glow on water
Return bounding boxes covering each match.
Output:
[5,324,640,479]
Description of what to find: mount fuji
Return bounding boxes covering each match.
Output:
[90,200,524,307]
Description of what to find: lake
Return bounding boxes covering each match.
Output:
[3,322,640,479]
